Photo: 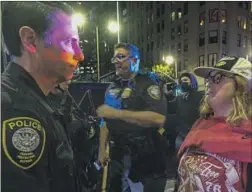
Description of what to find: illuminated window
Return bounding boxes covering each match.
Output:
[243,17,247,30]
[178,8,182,19]
[171,12,176,22]
[208,53,218,66]
[237,16,241,28]
[244,36,247,48]
[199,12,205,26]
[199,55,205,67]
[221,10,227,24]
[237,16,248,30]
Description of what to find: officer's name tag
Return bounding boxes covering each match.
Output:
[2,117,46,169]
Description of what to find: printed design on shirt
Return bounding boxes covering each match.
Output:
[2,117,46,169]
[178,149,242,192]
[147,85,161,100]
[121,88,132,99]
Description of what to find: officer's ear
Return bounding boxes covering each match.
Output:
[19,26,37,53]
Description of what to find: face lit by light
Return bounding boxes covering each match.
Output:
[41,10,84,82]
[205,71,235,108]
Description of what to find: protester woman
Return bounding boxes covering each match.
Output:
[176,57,252,192]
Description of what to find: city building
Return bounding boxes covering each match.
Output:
[124,1,252,87]
[83,1,121,81]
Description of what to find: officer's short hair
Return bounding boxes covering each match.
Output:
[114,43,140,60]
[2,2,73,57]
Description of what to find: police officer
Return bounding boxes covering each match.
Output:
[97,43,167,192]
[1,2,84,192]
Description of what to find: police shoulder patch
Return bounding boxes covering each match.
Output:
[2,117,46,169]
[147,85,161,100]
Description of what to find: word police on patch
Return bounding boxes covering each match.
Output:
[2,117,46,169]
[147,85,161,100]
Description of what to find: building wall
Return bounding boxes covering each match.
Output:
[125,1,252,88]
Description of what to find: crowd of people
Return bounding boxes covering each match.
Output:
[1,2,252,192]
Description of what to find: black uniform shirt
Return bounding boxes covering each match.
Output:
[1,63,78,192]
[103,73,167,140]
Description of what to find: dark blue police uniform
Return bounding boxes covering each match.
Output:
[102,73,168,191]
[1,63,80,192]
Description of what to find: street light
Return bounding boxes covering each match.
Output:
[72,13,85,26]
[108,21,119,33]
[165,56,174,65]
[96,21,119,81]
[164,55,178,79]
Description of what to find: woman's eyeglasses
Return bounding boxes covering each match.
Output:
[204,73,234,84]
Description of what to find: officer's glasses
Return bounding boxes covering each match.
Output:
[111,54,133,64]
[204,72,234,84]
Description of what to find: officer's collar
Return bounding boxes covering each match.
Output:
[4,63,47,99]
[115,72,139,82]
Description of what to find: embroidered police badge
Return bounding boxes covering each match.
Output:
[147,85,161,100]
[2,117,46,169]
[121,88,132,99]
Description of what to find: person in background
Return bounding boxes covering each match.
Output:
[174,71,204,151]
[97,43,167,192]
[163,81,177,115]
[176,56,252,191]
